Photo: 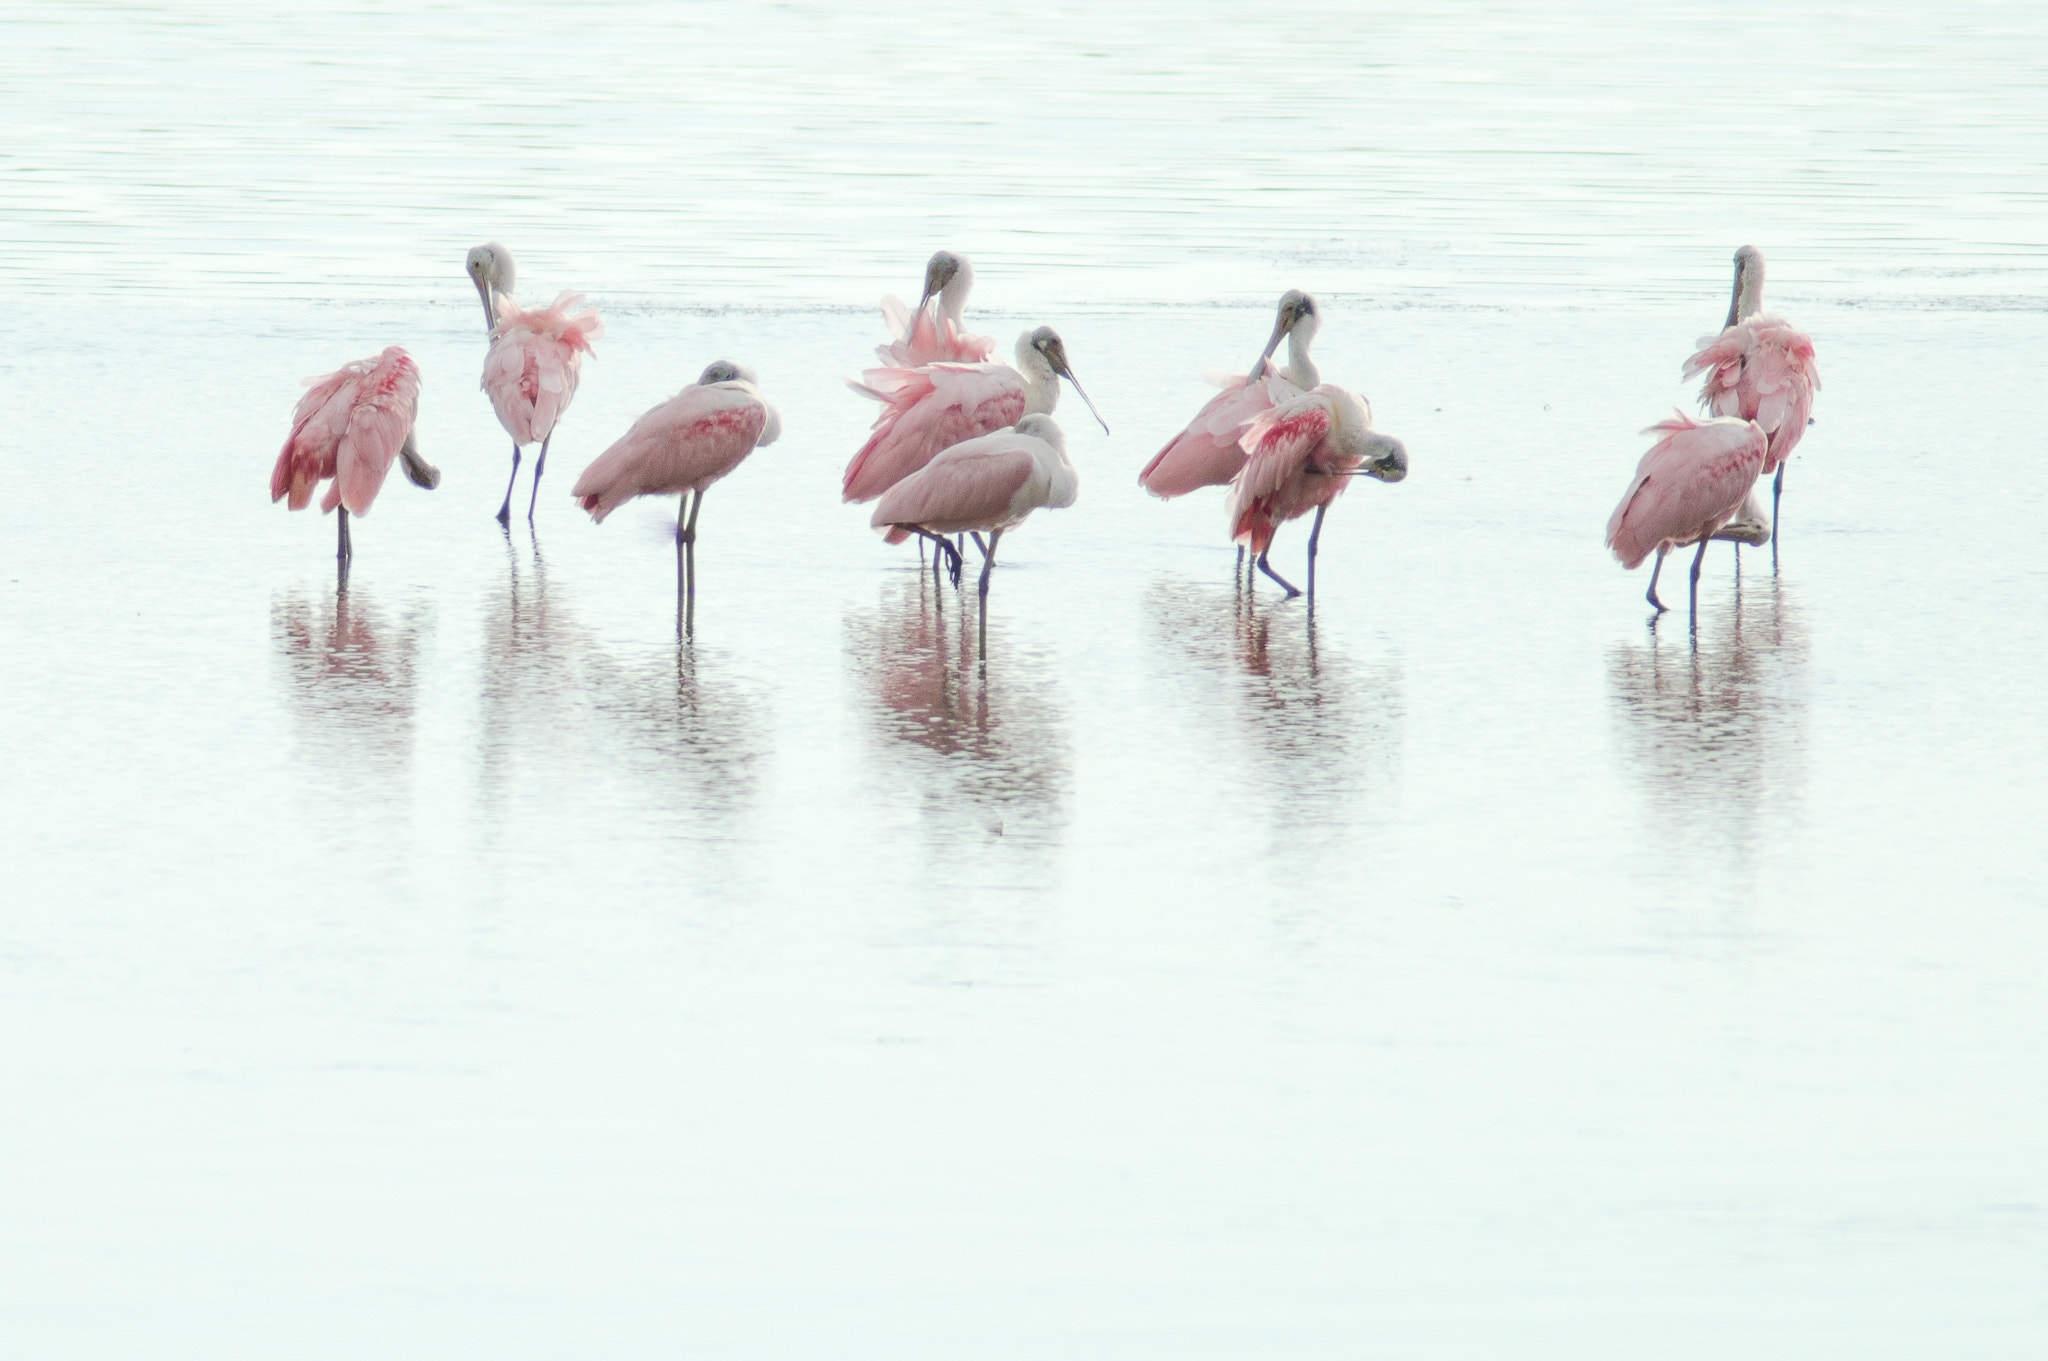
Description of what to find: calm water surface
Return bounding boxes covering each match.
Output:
[3,4,2046,1357]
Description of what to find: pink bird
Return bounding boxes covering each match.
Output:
[570,360,781,634]
[1683,246,1820,548]
[872,410,1077,652]
[873,250,994,367]
[1140,289,1321,502]
[269,345,440,580]
[466,242,603,526]
[1605,411,1769,615]
[843,326,1105,507]
[1226,383,1408,600]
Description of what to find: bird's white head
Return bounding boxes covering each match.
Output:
[1015,412,1064,451]
[466,242,516,330]
[918,250,974,320]
[1017,326,1109,432]
[696,359,754,386]
[1727,245,1765,328]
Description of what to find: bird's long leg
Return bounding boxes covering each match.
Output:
[1235,544,1246,590]
[336,507,352,586]
[1646,547,1669,613]
[1769,463,1786,566]
[1255,538,1301,598]
[683,488,704,637]
[525,434,551,523]
[970,531,990,559]
[1687,536,1710,627]
[977,529,1001,659]
[496,443,522,526]
[1305,504,1328,608]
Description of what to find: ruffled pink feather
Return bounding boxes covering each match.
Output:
[482,291,602,446]
[874,296,995,366]
[270,347,420,516]
[1682,314,1819,473]
[841,361,1025,503]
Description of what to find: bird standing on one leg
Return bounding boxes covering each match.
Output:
[270,346,440,586]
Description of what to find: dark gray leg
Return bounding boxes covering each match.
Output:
[910,529,962,587]
[1305,504,1327,606]
[496,442,522,525]
[976,529,1001,658]
[525,434,552,523]
[684,489,704,636]
[1646,547,1668,612]
[336,507,352,588]
[1687,536,1710,623]
[1769,463,1785,565]
[1235,544,1245,588]
[970,531,990,559]
[1255,539,1301,598]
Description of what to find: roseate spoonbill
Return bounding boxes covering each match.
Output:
[1684,246,1820,547]
[270,346,440,582]
[466,243,603,526]
[874,251,994,367]
[1141,289,1321,500]
[843,326,1105,506]
[570,360,781,635]
[1226,383,1408,600]
[871,410,1077,654]
[1605,411,1768,616]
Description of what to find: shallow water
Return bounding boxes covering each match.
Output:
[4,4,2048,1357]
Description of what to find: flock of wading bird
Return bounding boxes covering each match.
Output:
[269,243,1818,642]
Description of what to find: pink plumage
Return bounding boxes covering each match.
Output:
[571,373,780,523]
[1228,385,1375,554]
[1682,314,1819,473]
[483,291,602,445]
[874,296,995,367]
[1605,412,1769,569]
[841,361,1026,503]
[1141,372,1302,499]
[873,442,1037,543]
[270,346,421,516]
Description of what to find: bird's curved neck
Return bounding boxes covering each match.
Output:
[1726,261,1765,328]
[1022,363,1060,416]
[1278,330,1319,389]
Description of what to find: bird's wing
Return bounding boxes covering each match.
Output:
[1234,389,1334,504]
[841,363,1023,502]
[271,365,361,508]
[1139,376,1279,498]
[1604,413,1766,568]
[870,439,1037,538]
[573,385,767,523]
[330,349,420,516]
[1682,326,1748,418]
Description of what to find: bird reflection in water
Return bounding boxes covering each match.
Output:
[479,531,592,789]
[1146,578,1402,855]
[580,638,767,834]
[847,573,1069,854]
[1609,575,1810,885]
[271,587,430,780]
